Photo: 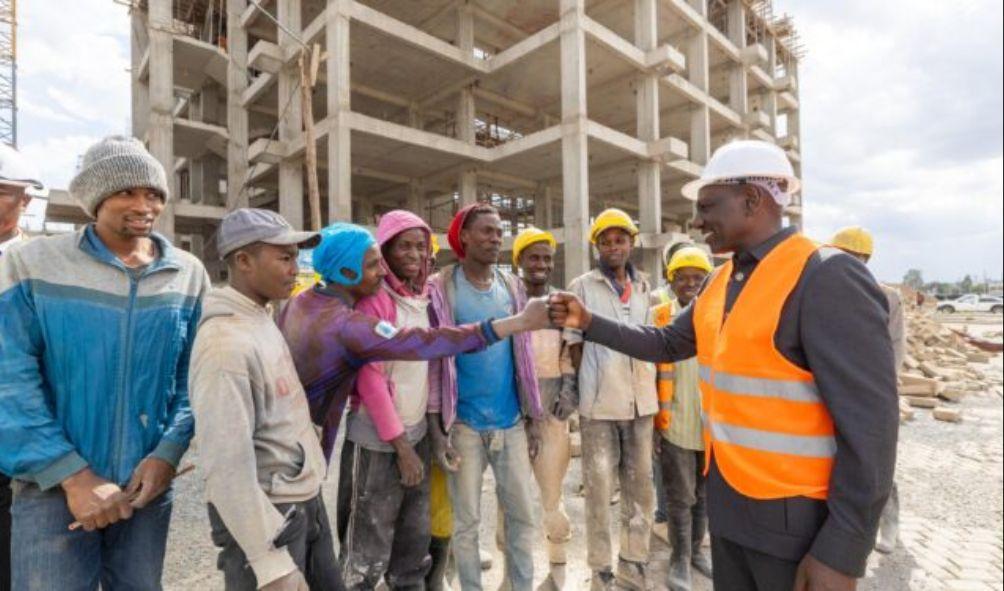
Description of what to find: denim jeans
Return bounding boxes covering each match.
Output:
[11,481,172,591]
[448,422,535,591]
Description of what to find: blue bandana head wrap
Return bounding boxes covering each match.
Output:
[312,222,376,286]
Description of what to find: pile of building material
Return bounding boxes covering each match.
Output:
[898,304,1003,423]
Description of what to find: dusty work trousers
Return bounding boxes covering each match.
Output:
[337,438,432,590]
[497,415,572,564]
[209,495,343,591]
[449,422,536,591]
[710,535,798,591]
[660,439,707,552]
[580,416,655,572]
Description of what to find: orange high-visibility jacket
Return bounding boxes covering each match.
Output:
[652,301,675,431]
[693,233,835,501]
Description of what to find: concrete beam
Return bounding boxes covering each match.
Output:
[248,40,283,74]
[487,22,561,72]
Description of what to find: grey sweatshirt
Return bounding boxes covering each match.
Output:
[189,286,327,587]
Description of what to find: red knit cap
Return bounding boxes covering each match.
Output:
[446,203,479,259]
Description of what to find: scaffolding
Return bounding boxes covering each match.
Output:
[0,0,16,147]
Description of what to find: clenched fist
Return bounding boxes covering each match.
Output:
[547,292,591,330]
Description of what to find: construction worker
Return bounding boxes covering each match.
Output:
[338,210,440,590]
[830,225,906,555]
[548,140,898,590]
[651,247,714,591]
[561,208,658,591]
[0,143,46,591]
[426,203,545,591]
[187,208,337,591]
[0,136,210,590]
[277,221,549,462]
[494,227,572,591]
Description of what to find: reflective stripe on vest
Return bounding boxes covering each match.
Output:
[694,233,834,501]
[653,300,675,431]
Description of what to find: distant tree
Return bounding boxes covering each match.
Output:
[960,274,974,294]
[903,268,924,290]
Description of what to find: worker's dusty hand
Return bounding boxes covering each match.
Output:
[552,373,578,421]
[61,468,133,531]
[792,553,855,591]
[125,457,176,509]
[526,418,543,463]
[260,568,309,591]
[548,292,591,330]
[430,428,461,472]
[393,438,426,488]
[521,296,552,331]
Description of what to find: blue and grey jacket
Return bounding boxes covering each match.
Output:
[0,226,209,490]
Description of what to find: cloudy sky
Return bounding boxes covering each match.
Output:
[16,0,1004,283]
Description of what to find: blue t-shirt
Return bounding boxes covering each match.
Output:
[453,267,521,431]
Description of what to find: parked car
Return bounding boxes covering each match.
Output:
[937,294,1004,314]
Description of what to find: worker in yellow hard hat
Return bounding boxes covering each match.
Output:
[830,226,874,262]
[567,207,658,589]
[650,246,715,589]
[830,225,906,557]
[652,241,699,306]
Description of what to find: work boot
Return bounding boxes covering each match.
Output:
[590,569,615,591]
[536,563,566,591]
[668,517,692,591]
[690,509,712,579]
[615,557,647,591]
[426,536,451,591]
[875,483,900,554]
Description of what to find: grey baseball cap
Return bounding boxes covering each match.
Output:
[217,208,320,259]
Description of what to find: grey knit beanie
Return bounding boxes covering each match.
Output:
[69,135,170,218]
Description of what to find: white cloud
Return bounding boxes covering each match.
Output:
[19,135,103,189]
[775,0,1004,282]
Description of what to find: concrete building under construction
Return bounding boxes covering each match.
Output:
[109,0,803,282]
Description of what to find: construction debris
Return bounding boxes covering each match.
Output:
[898,299,1003,423]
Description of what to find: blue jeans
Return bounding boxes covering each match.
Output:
[448,422,535,591]
[11,481,172,591]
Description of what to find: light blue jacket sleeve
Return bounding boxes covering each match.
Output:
[0,253,88,489]
[148,272,208,467]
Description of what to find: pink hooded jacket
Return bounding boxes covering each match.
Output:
[351,210,434,442]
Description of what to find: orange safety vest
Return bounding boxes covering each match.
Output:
[652,301,675,431]
[693,233,835,501]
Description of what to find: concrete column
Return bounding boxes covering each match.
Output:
[148,0,175,238]
[687,0,711,165]
[459,169,478,206]
[408,103,424,129]
[408,180,424,214]
[227,0,250,209]
[327,0,353,222]
[534,183,553,228]
[727,0,748,122]
[635,0,662,280]
[190,86,222,204]
[457,87,476,144]
[457,3,475,53]
[560,0,590,279]
[130,7,149,139]
[764,35,779,136]
[278,0,305,229]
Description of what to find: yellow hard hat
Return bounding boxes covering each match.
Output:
[512,226,556,265]
[666,246,712,280]
[830,226,873,257]
[430,234,441,256]
[590,208,639,244]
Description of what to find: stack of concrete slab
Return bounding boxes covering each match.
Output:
[897,304,1003,424]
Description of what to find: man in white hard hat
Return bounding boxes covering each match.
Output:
[0,144,47,256]
[0,143,46,591]
[549,140,898,590]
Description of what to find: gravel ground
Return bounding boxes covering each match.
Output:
[163,322,1004,591]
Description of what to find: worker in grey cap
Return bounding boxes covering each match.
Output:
[0,135,210,589]
[188,208,345,591]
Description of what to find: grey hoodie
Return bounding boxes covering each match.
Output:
[189,286,326,587]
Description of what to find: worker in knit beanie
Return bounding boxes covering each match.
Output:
[69,135,170,217]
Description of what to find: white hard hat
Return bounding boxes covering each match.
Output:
[681,140,799,201]
[0,144,47,197]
